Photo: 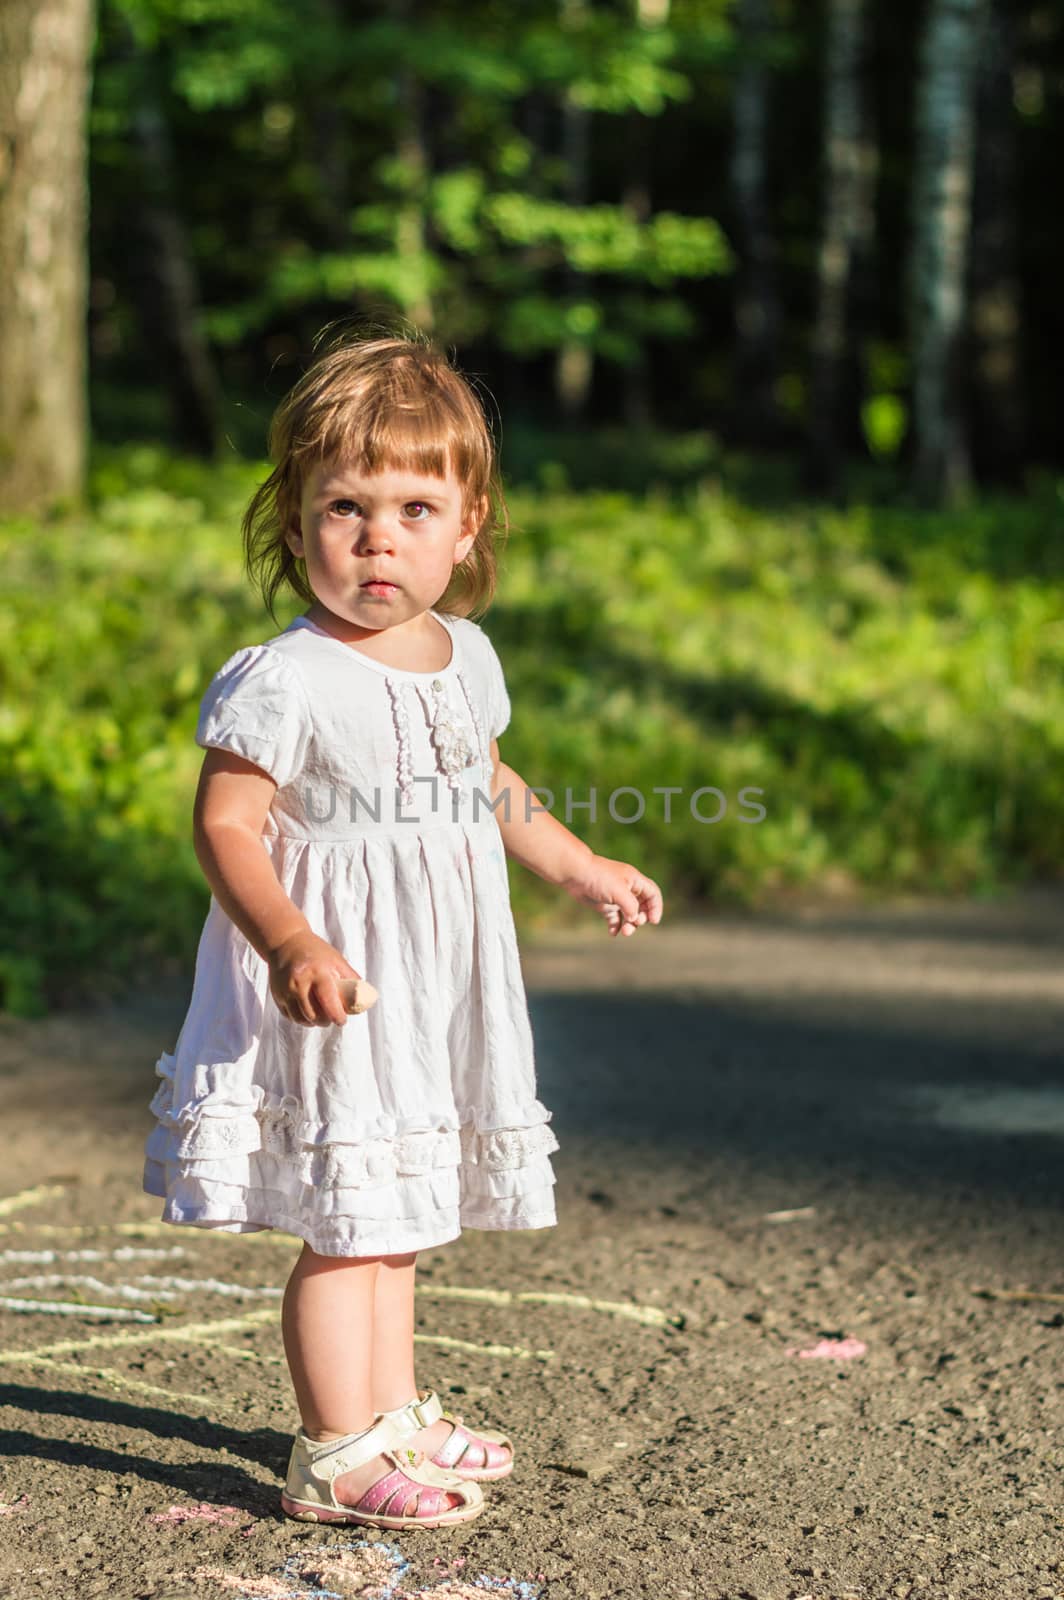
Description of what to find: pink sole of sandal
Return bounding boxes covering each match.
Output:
[279,1489,485,1530]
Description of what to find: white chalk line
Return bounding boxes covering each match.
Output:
[2,1276,170,1303]
[0,1221,290,1242]
[0,1296,159,1323]
[0,1247,189,1264]
[1,1275,283,1303]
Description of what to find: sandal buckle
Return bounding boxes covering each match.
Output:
[409,1396,433,1430]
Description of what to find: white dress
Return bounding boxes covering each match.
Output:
[142,609,560,1257]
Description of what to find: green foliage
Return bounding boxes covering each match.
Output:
[3,443,1061,1015]
[90,0,736,373]
[861,394,908,461]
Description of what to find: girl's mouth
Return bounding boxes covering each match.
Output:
[361,581,398,594]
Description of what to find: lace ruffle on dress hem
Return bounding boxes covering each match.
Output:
[143,1048,561,1256]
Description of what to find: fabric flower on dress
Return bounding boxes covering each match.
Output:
[388,671,490,807]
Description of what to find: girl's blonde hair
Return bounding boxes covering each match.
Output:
[242,324,509,622]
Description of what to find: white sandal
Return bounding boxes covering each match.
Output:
[280,1412,486,1529]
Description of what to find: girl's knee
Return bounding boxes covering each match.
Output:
[377,1250,417,1268]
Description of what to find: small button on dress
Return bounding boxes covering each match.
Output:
[142,608,560,1258]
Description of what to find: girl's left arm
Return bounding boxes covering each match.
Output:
[488,742,663,939]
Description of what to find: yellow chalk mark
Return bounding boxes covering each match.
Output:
[0,1315,551,1369]
[0,1185,69,1218]
[416,1283,680,1328]
[420,1285,512,1307]
[517,1290,679,1328]
[0,1308,278,1365]
[7,1354,218,1409]
[414,1332,553,1362]
[175,1325,551,1365]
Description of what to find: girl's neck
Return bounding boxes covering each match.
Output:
[303,604,453,673]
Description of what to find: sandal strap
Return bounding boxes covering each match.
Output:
[300,1414,408,1481]
[381,1387,444,1434]
[432,1424,472,1470]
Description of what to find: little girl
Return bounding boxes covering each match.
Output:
[143,331,663,1531]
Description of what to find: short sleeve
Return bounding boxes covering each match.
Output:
[480,628,511,741]
[195,644,311,788]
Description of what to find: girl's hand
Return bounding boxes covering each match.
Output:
[563,854,664,938]
[268,930,371,1026]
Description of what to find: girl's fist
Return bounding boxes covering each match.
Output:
[563,854,664,938]
[268,931,374,1026]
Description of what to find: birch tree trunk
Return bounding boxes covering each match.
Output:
[806,0,868,491]
[908,0,987,503]
[0,0,94,514]
[730,0,782,445]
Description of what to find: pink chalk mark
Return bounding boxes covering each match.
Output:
[189,1568,294,1599]
[148,1501,248,1525]
[299,1546,397,1592]
[786,1337,867,1361]
[404,1589,513,1599]
[0,1495,29,1516]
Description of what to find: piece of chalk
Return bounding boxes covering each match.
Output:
[337,977,379,1015]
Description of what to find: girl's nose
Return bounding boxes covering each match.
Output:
[357,518,397,550]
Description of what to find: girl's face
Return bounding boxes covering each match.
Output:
[286,458,483,636]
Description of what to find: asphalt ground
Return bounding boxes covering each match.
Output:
[0,885,1061,1599]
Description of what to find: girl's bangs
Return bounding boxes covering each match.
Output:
[294,390,476,491]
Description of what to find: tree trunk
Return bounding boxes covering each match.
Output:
[129,47,222,458]
[392,0,434,335]
[555,0,593,421]
[968,0,1024,483]
[730,0,783,446]
[621,0,670,433]
[0,0,94,514]
[806,0,868,493]
[908,0,987,504]
[311,0,349,250]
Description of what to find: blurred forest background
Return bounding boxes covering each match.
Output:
[1,0,1062,1015]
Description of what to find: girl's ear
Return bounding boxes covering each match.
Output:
[463,493,488,539]
[284,514,305,558]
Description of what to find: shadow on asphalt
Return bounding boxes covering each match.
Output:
[529,991,1064,1211]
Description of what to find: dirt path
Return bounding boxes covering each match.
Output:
[0,887,1062,1600]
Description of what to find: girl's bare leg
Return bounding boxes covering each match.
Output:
[370,1250,454,1458]
[281,1242,379,1438]
[281,1242,460,1512]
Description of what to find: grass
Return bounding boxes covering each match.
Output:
[1,437,1061,1015]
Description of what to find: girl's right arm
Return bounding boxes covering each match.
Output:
[193,747,364,1027]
